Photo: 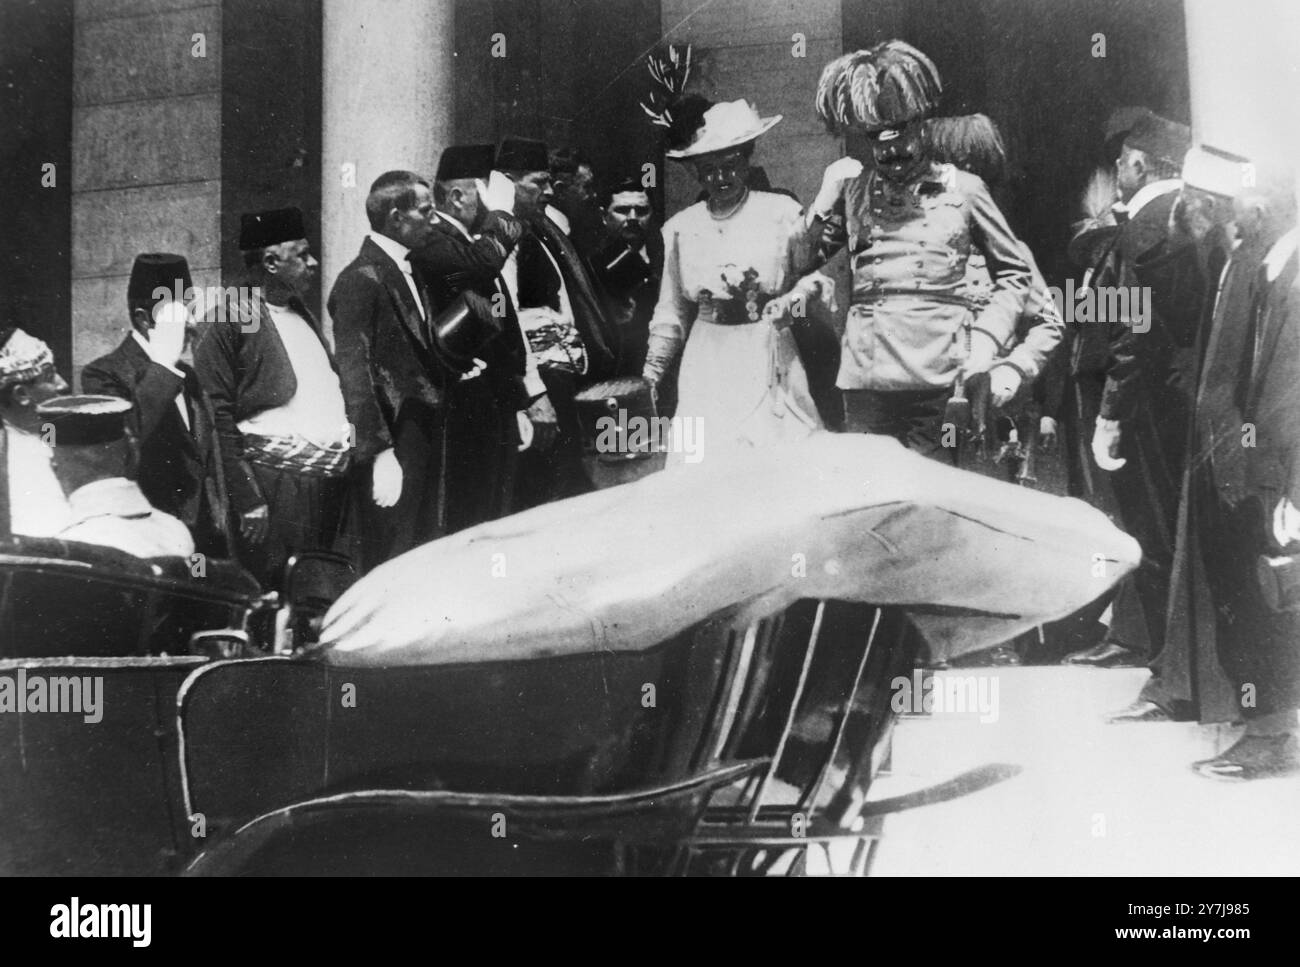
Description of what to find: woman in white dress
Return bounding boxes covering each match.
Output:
[642,98,828,466]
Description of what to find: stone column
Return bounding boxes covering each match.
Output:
[320,0,454,337]
[1183,0,1300,164]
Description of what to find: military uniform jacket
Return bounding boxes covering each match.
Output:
[822,162,1032,391]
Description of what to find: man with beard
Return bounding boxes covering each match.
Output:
[82,254,229,556]
[1114,150,1300,764]
[0,328,71,537]
[1072,113,1197,674]
[196,207,352,589]
[806,41,1032,463]
[410,143,556,528]
[496,136,616,508]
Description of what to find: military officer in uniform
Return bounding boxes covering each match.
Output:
[799,41,1032,463]
[41,395,194,558]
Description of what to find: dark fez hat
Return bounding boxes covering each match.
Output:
[1124,113,1191,167]
[574,376,659,463]
[429,292,504,372]
[127,253,192,304]
[495,137,550,173]
[239,207,307,251]
[37,395,132,447]
[437,144,497,182]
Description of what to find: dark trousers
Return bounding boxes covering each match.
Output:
[241,463,348,591]
[443,375,519,532]
[841,387,956,465]
[348,403,448,573]
[514,366,593,511]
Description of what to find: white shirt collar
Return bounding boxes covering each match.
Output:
[1122,179,1182,219]
[369,231,413,272]
[1264,227,1300,282]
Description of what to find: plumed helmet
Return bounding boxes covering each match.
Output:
[815,40,943,136]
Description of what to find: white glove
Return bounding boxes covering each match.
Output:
[147,300,190,370]
[1274,497,1300,547]
[372,448,403,508]
[989,366,1022,407]
[459,358,487,381]
[478,170,517,214]
[813,157,864,215]
[1039,416,1058,450]
[1092,417,1126,472]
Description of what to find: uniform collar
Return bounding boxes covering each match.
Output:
[67,477,153,523]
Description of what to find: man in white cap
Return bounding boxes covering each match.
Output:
[41,395,194,558]
[0,328,72,537]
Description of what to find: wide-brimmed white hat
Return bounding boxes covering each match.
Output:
[666,99,782,159]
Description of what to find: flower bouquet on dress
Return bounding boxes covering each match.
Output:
[701,265,774,326]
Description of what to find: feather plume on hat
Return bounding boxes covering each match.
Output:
[925,114,1008,185]
[815,41,942,136]
[640,45,694,133]
[1067,167,1121,269]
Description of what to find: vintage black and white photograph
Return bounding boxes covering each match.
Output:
[1,0,1298,892]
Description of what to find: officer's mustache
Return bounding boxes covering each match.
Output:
[878,146,914,164]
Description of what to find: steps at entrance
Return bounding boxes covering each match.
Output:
[865,666,1300,875]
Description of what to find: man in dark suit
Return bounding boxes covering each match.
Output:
[1187,160,1300,777]
[195,208,353,590]
[592,177,664,382]
[82,253,229,556]
[1070,113,1201,675]
[328,170,475,568]
[496,136,617,509]
[411,144,556,529]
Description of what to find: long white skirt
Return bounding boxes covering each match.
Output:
[667,319,823,468]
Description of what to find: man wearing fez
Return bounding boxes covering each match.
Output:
[497,136,617,508]
[41,395,193,558]
[0,328,71,536]
[410,144,554,528]
[805,41,1032,463]
[195,207,352,590]
[81,253,229,555]
[1069,113,1198,674]
[329,170,478,567]
[592,177,665,391]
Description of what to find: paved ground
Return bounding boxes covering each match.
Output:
[864,666,1300,875]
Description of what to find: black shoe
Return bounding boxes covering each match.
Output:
[1106,699,1179,724]
[1064,641,1144,668]
[1192,734,1300,782]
